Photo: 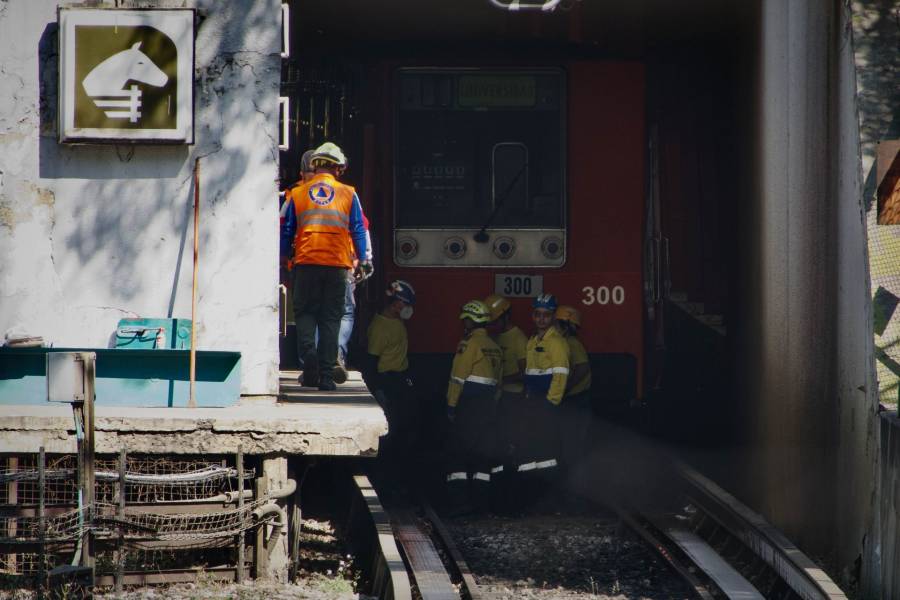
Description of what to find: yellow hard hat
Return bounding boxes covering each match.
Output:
[483,294,511,321]
[459,300,492,324]
[555,305,581,328]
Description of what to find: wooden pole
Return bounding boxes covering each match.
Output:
[189,158,200,408]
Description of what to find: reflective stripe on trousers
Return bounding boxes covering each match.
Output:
[517,459,558,472]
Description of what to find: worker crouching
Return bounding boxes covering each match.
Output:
[444,300,503,515]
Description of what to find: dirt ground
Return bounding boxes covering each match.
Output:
[446,513,694,600]
[0,578,368,600]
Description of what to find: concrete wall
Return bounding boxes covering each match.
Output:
[0,0,281,396]
[735,0,876,584]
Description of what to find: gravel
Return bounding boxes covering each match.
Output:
[446,513,695,600]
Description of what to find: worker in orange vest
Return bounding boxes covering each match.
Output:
[280,142,371,390]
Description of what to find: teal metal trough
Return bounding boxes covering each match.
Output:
[0,347,241,407]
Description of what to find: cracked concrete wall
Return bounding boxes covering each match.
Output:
[0,0,282,396]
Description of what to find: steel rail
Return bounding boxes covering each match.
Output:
[351,475,413,600]
[390,508,457,599]
[608,502,716,600]
[676,463,848,600]
[422,504,484,600]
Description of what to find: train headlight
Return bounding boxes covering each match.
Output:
[493,236,516,260]
[541,236,563,260]
[444,236,467,260]
[397,236,418,260]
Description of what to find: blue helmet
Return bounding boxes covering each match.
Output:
[532,293,557,311]
[387,280,416,305]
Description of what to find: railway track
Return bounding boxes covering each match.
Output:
[353,465,849,600]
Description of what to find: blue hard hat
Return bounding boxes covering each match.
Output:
[387,280,416,305]
[532,293,558,311]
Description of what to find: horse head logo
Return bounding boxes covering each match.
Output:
[82,42,168,123]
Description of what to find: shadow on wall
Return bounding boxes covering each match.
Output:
[32,8,279,316]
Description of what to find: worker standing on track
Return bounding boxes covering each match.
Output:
[555,305,593,479]
[483,293,528,508]
[522,293,569,495]
[444,300,503,514]
[280,142,371,391]
[363,280,417,469]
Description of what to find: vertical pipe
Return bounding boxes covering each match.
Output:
[116,449,126,595]
[82,355,95,571]
[7,457,17,576]
[236,447,244,584]
[189,158,200,408]
[37,447,45,600]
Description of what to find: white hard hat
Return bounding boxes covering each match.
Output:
[311,142,348,168]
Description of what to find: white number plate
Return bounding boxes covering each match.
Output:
[495,274,543,298]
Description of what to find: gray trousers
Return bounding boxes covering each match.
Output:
[292,264,348,380]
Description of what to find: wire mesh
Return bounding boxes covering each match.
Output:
[0,453,272,580]
[0,505,89,542]
[3,455,78,505]
[0,455,255,505]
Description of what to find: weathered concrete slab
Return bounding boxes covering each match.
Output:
[0,371,386,456]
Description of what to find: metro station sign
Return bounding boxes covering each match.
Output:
[58,8,194,144]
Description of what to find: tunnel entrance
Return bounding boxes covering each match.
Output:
[281,0,752,436]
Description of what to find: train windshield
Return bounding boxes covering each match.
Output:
[395,70,565,229]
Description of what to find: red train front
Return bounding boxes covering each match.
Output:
[377,63,645,406]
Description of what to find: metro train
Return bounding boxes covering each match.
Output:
[281,5,656,411]
[377,63,646,407]
[281,60,646,409]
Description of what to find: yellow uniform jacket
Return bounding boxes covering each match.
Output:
[525,326,570,405]
[447,328,503,408]
[565,336,592,396]
[495,326,528,394]
[366,314,409,373]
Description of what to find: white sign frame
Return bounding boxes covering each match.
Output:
[58,8,195,144]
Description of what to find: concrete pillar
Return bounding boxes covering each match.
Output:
[257,454,290,581]
[741,0,874,584]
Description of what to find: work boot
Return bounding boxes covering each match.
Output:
[318,378,336,391]
[333,356,348,384]
[300,352,319,387]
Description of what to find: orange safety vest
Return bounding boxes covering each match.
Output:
[289,173,356,269]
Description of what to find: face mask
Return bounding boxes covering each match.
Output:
[399,306,414,320]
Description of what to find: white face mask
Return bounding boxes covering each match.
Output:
[399,306,414,320]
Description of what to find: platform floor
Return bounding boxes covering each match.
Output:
[0,371,387,456]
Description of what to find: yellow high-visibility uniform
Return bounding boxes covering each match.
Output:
[495,326,527,394]
[447,328,503,408]
[524,326,570,405]
[565,336,591,396]
[366,314,409,373]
